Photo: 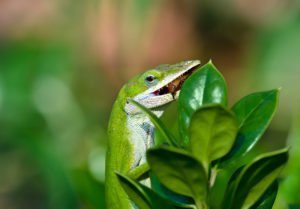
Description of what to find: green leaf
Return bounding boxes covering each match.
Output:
[188,104,238,171]
[249,180,278,209]
[117,172,152,209]
[220,89,279,167]
[147,146,208,208]
[127,163,150,181]
[129,99,178,147]
[178,61,228,147]
[222,148,288,209]
[222,166,245,205]
[150,173,194,207]
[116,173,190,209]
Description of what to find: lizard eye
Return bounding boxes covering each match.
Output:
[145,75,157,85]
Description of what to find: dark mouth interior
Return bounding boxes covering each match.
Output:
[153,64,200,96]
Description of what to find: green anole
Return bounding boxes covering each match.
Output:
[105,60,201,209]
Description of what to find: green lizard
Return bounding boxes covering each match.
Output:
[105,60,201,209]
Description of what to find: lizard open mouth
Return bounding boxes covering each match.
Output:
[152,64,200,97]
[131,60,201,111]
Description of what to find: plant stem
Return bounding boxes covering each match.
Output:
[196,200,208,209]
[210,167,218,188]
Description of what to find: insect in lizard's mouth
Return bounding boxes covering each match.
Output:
[131,61,201,111]
[152,64,200,97]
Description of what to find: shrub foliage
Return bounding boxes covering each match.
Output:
[117,61,288,209]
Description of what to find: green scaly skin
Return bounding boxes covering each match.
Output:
[105,87,135,209]
[105,60,201,209]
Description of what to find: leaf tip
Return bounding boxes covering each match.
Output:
[115,171,123,178]
[206,59,216,68]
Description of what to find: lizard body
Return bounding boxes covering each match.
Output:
[105,60,201,209]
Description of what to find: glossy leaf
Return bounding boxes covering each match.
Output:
[188,104,238,171]
[147,146,207,208]
[129,99,178,146]
[221,166,245,208]
[117,172,151,209]
[117,173,190,209]
[249,180,279,209]
[178,61,228,147]
[150,173,194,207]
[220,89,279,167]
[222,148,288,209]
[127,163,150,181]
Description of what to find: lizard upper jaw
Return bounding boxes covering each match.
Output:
[152,63,200,97]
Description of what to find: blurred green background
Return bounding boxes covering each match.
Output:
[0,0,300,208]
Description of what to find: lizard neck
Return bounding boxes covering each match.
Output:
[126,112,154,167]
[109,94,162,169]
[106,87,163,209]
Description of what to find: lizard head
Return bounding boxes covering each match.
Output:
[124,60,201,114]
